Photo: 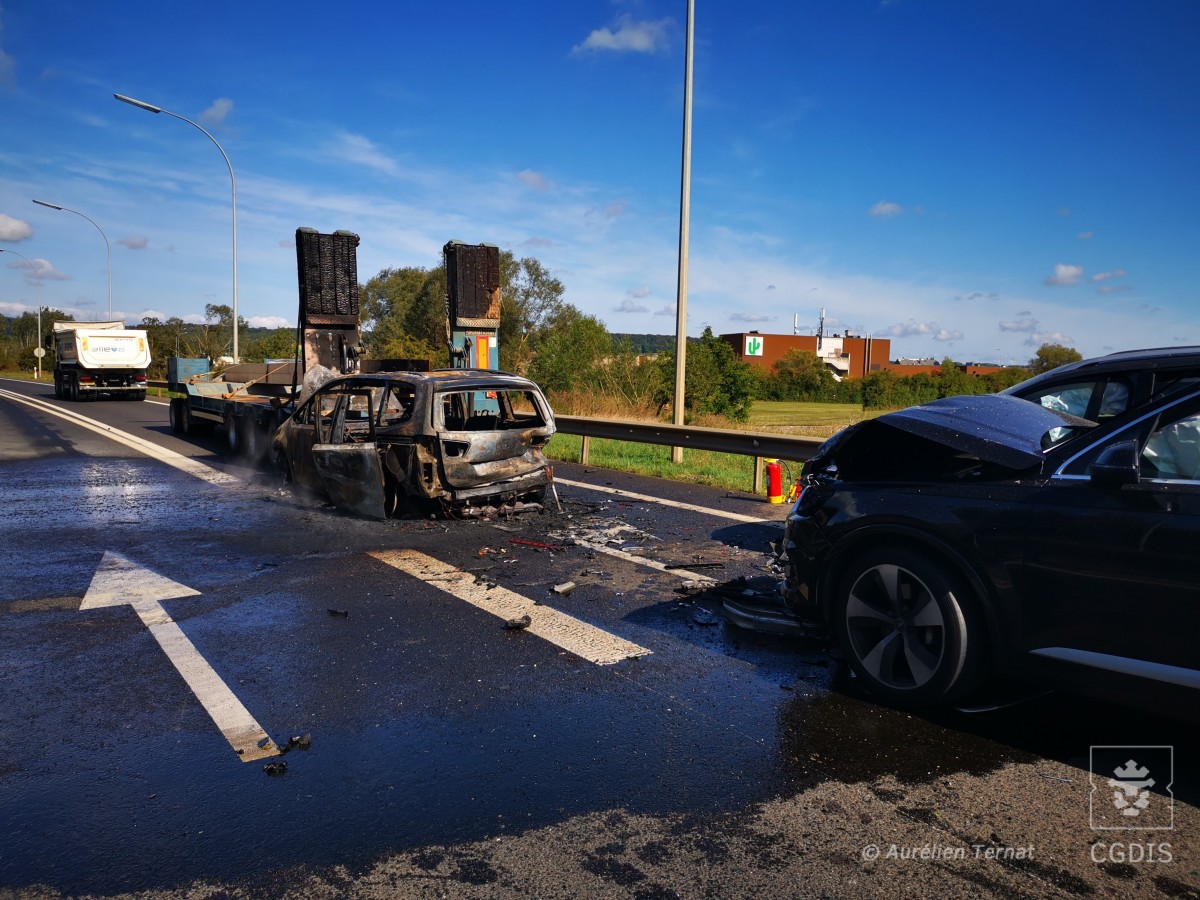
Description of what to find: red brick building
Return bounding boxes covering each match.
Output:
[721,331,890,380]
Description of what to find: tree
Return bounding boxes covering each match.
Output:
[498,254,565,374]
[1028,343,1082,375]
[361,266,435,355]
[766,349,837,401]
[241,328,299,362]
[656,327,756,422]
[527,307,611,393]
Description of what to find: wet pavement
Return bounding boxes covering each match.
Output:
[0,378,1197,899]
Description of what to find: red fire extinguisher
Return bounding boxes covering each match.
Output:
[766,459,783,504]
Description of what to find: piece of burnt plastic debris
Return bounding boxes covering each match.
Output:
[288,734,312,750]
[511,538,570,552]
[677,580,709,595]
[505,615,532,630]
[692,609,721,626]
[327,608,349,617]
[263,760,288,776]
[552,581,576,595]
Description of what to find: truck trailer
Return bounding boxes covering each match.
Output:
[167,228,396,462]
[52,321,151,401]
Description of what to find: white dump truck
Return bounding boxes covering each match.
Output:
[52,321,152,401]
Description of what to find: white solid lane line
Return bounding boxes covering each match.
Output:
[369,549,652,666]
[553,476,771,524]
[0,388,240,487]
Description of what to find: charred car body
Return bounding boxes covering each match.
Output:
[272,369,555,519]
[780,389,1200,716]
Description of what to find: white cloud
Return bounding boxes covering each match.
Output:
[1027,330,1073,347]
[572,16,672,54]
[884,320,938,336]
[118,236,149,250]
[730,312,775,323]
[1097,284,1133,295]
[653,303,676,317]
[517,169,549,191]
[999,317,1038,333]
[933,329,964,342]
[869,201,903,218]
[247,315,290,328]
[0,214,33,241]
[627,286,651,299]
[1044,263,1083,286]
[616,298,648,313]
[326,132,400,177]
[200,98,233,127]
[4,256,68,281]
[1078,231,1094,240]
[1090,269,1126,283]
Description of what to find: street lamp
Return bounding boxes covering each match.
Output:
[0,248,43,379]
[32,199,112,320]
[114,92,239,361]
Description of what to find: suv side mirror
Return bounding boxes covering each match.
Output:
[1090,440,1140,487]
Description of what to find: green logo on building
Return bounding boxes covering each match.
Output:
[745,336,763,356]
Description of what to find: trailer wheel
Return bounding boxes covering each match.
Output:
[53,376,63,400]
[169,398,186,433]
[68,377,79,402]
[180,403,194,435]
[224,413,242,454]
[244,421,266,465]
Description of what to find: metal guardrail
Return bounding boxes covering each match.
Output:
[149,380,824,492]
[554,415,822,493]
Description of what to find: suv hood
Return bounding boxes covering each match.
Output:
[867,394,1094,469]
[809,394,1097,479]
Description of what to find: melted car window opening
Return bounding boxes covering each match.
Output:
[437,390,545,431]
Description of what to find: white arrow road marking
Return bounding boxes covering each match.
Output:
[370,549,652,666]
[81,552,279,762]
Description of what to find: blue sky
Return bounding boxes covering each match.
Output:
[1,0,1197,364]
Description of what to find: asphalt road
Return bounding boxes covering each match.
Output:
[0,377,1197,900]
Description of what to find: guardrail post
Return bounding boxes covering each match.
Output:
[753,456,765,494]
[580,435,591,465]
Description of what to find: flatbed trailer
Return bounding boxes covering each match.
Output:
[168,358,301,462]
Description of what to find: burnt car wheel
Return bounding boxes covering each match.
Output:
[833,548,982,707]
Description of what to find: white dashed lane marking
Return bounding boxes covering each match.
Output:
[369,549,652,666]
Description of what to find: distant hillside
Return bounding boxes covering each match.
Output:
[611,333,687,354]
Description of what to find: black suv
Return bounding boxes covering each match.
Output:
[1003,345,1200,421]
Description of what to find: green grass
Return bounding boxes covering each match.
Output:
[748,400,867,429]
[545,399,861,494]
[547,435,770,492]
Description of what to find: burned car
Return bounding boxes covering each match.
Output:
[782,389,1200,714]
[272,370,556,519]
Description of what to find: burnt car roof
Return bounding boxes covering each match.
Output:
[863,393,1095,469]
[1003,345,1200,395]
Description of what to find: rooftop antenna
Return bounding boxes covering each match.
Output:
[793,313,798,336]
[817,307,826,351]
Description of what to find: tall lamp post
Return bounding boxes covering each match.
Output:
[113,92,239,361]
[671,0,695,464]
[32,199,112,320]
[0,248,43,379]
